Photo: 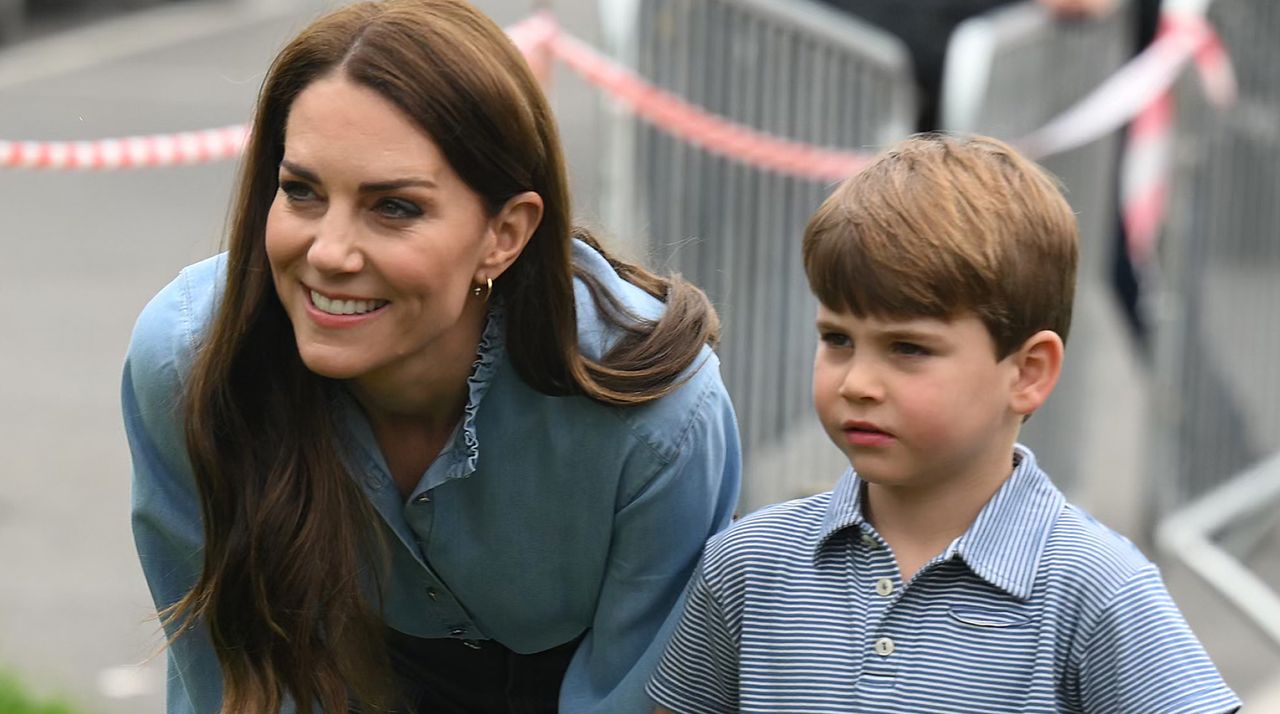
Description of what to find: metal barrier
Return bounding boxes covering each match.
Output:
[941,1,1136,497]
[603,0,917,509]
[1155,452,1280,649]
[1151,0,1280,645]
[1150,0,1280,518]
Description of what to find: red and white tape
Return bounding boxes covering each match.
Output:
[0,124,246,170]
[1120,11,1234,265]
[0,7,1235,258]
[538,15,870,180]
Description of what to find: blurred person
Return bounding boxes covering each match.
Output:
[646,134,1239,713]
[814,0,1120,130]
[121,1,741,712]
[817,0,1160,347]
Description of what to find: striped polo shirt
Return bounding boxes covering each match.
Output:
[648,446,1240,713]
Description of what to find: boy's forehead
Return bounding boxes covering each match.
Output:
[815,303,958,331]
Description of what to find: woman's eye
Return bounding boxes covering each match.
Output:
[375,197,423,219]
[280,180,317,202]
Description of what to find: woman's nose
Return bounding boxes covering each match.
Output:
[306,213,363,275]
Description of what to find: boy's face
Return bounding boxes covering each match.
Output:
[812,305,1023,492]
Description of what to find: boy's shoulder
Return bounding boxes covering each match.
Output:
[1042,501,1155,588]
[699,487,837,580]
[1032,499,1174,632]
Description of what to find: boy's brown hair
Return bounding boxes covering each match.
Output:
[803,133,1078,359]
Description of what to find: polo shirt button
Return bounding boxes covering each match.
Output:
[414,492,432,504]
[449,627,467,638]
[426,587,439,601]
[860,533,879,548]
[875,637,895,656]
[875,578,894,597]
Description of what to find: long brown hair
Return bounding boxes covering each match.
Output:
[164,1,719,711]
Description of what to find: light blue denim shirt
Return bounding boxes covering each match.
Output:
[124,239,742,714]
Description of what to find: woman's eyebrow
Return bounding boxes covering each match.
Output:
[279,159,437,193]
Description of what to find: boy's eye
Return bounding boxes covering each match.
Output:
[820,331,851,348]
[375,197,423,219]
[891,341,931,357]
[280,180,317,202]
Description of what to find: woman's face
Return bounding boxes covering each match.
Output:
[265,73,496,383]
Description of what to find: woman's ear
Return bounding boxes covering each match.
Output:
[478,191,543,281]
[1009,330,1064,418]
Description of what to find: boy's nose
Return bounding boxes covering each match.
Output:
[838,359,884,402]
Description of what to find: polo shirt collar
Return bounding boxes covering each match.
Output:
[816,445,1065,601]
[816,466,864,549]
[954,445,1065,600]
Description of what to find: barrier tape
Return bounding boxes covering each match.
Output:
[0,7,1236,255]
[540,16,870,180]
[1120,12,1234,266]
[0,125,246,171]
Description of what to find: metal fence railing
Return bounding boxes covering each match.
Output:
[1151,0,1280,645]
[1149,0,1280,518]
[603,0,917,509]
[1156,452,1280,650]
[941,0,1136,498]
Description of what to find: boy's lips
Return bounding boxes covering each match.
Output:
[841,420,895,447]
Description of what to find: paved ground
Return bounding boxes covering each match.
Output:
[0,0,1275,712]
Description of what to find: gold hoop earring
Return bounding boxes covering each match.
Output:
[472,277,493,300]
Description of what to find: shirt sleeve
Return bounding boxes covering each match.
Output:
[557,377,742,714]
[123,271,224,714]
[646,561,740,714]
[1077,564,1240,714]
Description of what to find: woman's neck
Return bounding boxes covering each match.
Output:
[347,303,488,497]
[349,302,488,429]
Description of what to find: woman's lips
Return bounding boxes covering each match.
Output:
[302,284,390,328]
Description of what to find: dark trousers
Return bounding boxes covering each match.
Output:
[350,627,581,714]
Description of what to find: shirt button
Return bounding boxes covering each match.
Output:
[875,578,894,597]
[449,627,466,638]
[875,637,895,656]
[425,587,439,601]
[861,533,879,548]
[414,492,432,504]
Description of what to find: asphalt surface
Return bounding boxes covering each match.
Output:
[0,0,1275,712]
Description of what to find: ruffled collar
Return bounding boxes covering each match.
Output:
[445,297,506,481]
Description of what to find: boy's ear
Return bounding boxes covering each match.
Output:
[1008,330,1064,417]
[478,191,543,281]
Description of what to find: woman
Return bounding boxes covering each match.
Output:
[122,1,740,712]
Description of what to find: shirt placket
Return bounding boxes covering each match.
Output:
[854,525,902,695]
[402,462,485,647]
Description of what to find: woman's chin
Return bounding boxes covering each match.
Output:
[295,345,372,381]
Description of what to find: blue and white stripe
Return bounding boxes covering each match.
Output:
[648,445,1240,713]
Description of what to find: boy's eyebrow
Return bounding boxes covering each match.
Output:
[814,318,847,332]
[279,159,438,192]
[877,326,944,342]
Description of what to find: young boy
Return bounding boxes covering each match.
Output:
[647,134,1239,713]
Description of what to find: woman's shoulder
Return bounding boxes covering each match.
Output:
[569,238,664,361]
[566,239,730,457]
[127,253,226,388]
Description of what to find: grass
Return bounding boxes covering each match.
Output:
[0,672,77,714]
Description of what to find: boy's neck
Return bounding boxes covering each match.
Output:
[863,449,1017,581]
